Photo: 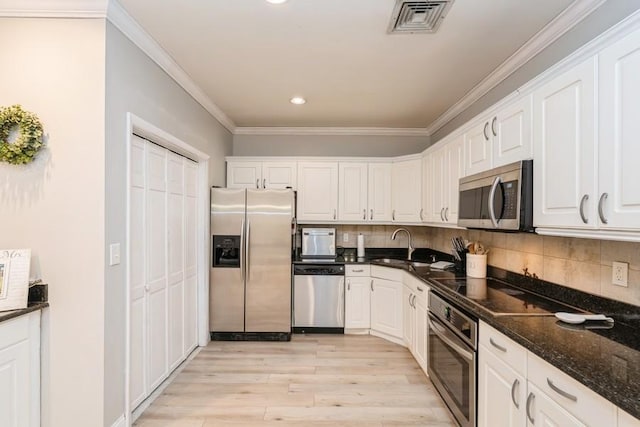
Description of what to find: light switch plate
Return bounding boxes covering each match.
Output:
[343,233,349,243]
[109,243,121,266]
[612,261,628,287]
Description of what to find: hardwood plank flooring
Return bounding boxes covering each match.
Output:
[134,334,456,427]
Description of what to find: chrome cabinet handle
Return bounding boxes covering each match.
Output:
[347,279,351,291]
[483,122,489,140]
[488,176,501,227]
[363,209,366,220]
[370,209,373,220]
[579,194,589,224]
[370,280,374,292]
[333,209,337,220]
[526,392,535,424]
[412,294,417,308]
[491,116,497,136]
[444,207,449,222]
[419,208,424,221]
[352,269,364,273]
[416,286,423,292]
[598,193,608,224]
[255,179,259,189]
[408,293,413,308]
[263,178,266,188]
[511,379,520,409]
[547,378,577,402]
[392,210,396,221]
[489,337,507,352]
[440,207,444,221]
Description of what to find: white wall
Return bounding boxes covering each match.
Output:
[233,133,430,157]
[0,18,107,426]
[104,22,233,426]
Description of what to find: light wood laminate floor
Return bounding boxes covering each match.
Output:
[134,334,456,426]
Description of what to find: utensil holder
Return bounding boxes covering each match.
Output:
[466,254,487,278]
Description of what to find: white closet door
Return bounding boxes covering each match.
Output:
[129,136,147,409]
[183,160,198,353]
[167,153,185,370]
[145,143,169,392]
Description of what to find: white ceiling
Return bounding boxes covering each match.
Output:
[118,0,576,129]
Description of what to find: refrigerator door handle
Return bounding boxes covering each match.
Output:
[240,218,246,283]
[245,220,251,281]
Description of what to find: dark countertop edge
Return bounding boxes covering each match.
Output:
[0,302,49,324]
[348,259,640,419]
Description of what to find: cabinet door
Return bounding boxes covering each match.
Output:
[345,277,371,329]
[263,161,297,190]
[465,118,492,176]
[533,58,597,228]
[227,161,262,189]
[493,95,533,167]
[370,279,403,339]
[0,322,30,427]
[527,383,585,427]
[413,295,428,372]
[368,163,393,222]
[402,286,414,348]
[445,135,465,224]
[339,162,368,221]
[478,345,526,427]
[421,153,432,222]
[391,159,422,222]
[430,147,446,223]
[598,29,640,230]
[297,162,338,221]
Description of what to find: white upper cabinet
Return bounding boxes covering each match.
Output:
[493,95,533,167]
[227,160,297,189]
[533,57,597,229]
[297,161,339,221]
[391,158,422,222]
[598,28,640,230]
[425,134,464,225]
[368,163,393,222]
[338,162,368,221]
[465,118,493,176]
[421,153,432,222]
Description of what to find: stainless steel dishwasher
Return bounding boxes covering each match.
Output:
[292,264,345,333]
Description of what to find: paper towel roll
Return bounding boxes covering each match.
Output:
[357,234,365,258]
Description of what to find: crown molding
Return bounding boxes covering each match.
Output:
[106,0,236,133]
[234,127,430,137]
[0,0,108,17]
[425,0,606,135]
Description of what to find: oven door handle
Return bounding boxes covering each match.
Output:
[428,314,474,361]
[488,176,501,228]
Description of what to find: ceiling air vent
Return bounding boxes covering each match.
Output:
[388,0,454,34]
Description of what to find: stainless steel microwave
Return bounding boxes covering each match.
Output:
[457,160,533,231]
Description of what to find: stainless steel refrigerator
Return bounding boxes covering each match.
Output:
[209,188,294,340]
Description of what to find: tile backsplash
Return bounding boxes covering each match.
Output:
[331,224,640,307]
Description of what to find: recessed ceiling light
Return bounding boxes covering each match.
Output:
[290,97,306,105]
[266,0,288,4]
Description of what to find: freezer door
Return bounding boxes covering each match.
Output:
[210,188,246,332]
[245,189,294,332]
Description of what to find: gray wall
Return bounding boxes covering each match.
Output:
[104,22,233,425]
[431,0,640,143]
[233,134,430,157]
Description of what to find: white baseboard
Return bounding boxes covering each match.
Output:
[110,414,126,427]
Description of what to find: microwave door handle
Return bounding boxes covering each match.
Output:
[488,176,501,228]
[428,315,473,361]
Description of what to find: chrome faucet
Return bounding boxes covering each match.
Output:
[391,228,414,260]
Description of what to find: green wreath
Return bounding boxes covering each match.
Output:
[0,105,44,165]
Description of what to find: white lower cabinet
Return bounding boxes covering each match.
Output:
[0,311,41,427]
[370,278,403,340]
[345,265,371,330]
[412,288,428,371]
[526,382,586,427]
[402,285,414,346]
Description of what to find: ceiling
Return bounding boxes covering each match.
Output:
[118,0,577,130]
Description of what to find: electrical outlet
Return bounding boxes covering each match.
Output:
[343,233,349,243]
[612,261,628,287]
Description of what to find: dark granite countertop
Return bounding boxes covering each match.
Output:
[316,252,640,419]
[0,302,49,324]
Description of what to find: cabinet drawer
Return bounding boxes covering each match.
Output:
[528,351,616,426]
[345,264,370,276]
[371,265,403,282]
[479,321,527,376]
[0,315,29,350]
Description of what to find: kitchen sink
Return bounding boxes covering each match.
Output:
[372,258,432,268]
